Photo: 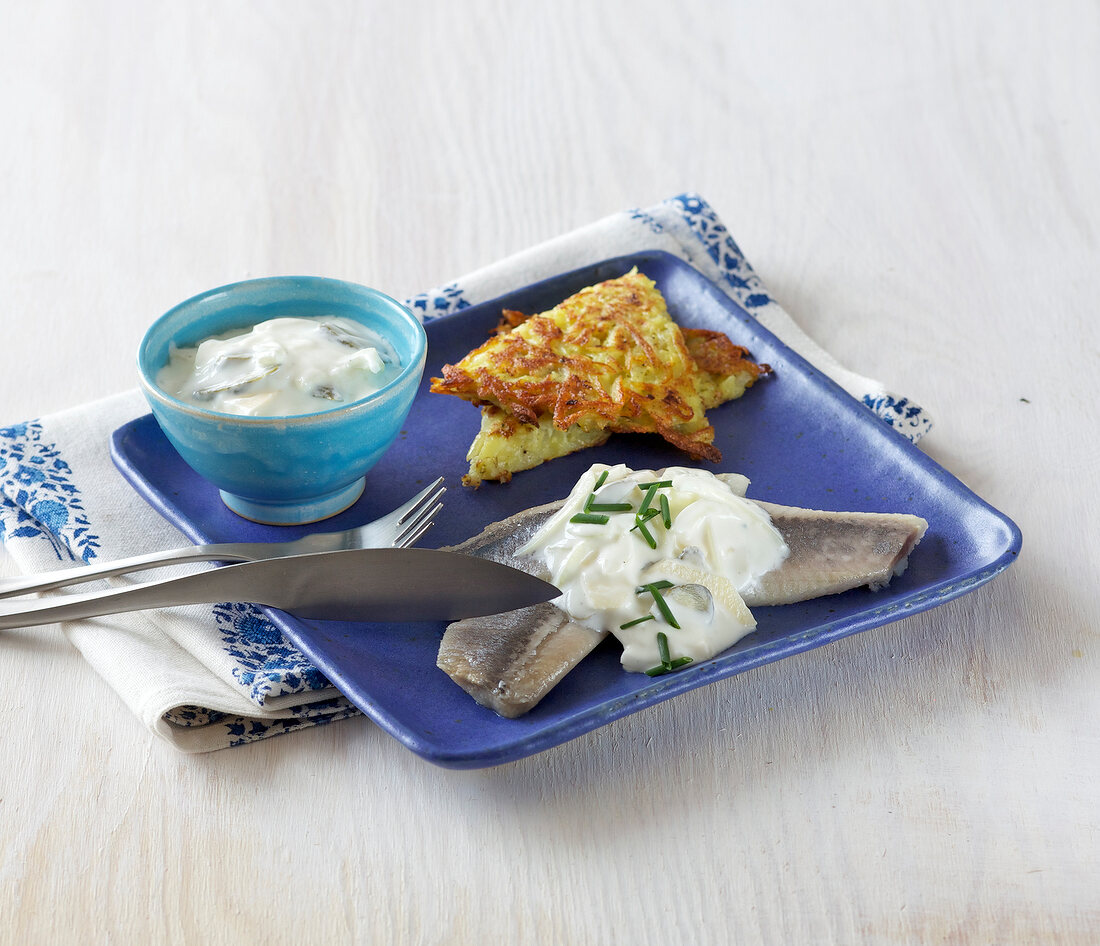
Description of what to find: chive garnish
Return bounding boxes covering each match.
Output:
[646,655,694,676]
[633,516,657,549]
[644,633,694,676]
[649,586,680,628]
[582,469,630,514]
[630,505,661,548]
[636,484,660,518]
[636,581,680,628]
[634,479,672,539]
[619,614,655,630]
[569,512,609,525]
[656,630,671,665]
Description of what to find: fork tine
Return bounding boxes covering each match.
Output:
[396,477,446,525]
[395,515,437,550]
[393,501,443,548]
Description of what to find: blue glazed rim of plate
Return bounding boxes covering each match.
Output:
[111,251,1023,768]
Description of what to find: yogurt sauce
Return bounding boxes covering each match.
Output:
[518,464,789,673]
[156,315,400,417]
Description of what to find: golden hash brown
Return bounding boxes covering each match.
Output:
[458,329,766,485]
[683,327,766,411]
[462,407,610,487]
[429,269,770,485]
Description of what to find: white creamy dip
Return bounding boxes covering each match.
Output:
[156,316,400,416]
[518,464,789,673]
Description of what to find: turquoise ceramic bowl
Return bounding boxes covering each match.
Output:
[138,276,426,525]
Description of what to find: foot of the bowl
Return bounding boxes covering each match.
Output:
[219,477,366,525]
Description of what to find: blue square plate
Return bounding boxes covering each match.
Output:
[111,251,1022,768]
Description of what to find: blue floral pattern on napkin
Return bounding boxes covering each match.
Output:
[861,394,931,437]
[406,282,472,323]
[0,420,100,563]
[161,697,361,746]
[670,193,775,307]
[210,601,330,703]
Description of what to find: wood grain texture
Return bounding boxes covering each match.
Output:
[1,0,1097,943]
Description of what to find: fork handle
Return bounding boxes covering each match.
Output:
[0,544,261,599]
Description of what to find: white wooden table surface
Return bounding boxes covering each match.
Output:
[1,2,1096,943]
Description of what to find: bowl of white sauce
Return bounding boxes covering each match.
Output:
[138,276,427,524]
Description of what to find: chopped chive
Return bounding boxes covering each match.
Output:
[569,512,609,525]
[656,631,671,665]
[630,507,661,547]
[634,582,680,629]
[647,584,680,628]
[648,660,693,676]
[637,480,673,519]
[659,493,672,529]
[583,470,622,513]
[633,516,657,549]
[644,644,693,677]
[637,484,660,518]
[619,614,655,630]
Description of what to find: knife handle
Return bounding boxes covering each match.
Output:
[0,545,254,600]
[0,566,246,630]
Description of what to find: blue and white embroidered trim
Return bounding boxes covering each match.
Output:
[0,420,101,563]
[210,601,330,704]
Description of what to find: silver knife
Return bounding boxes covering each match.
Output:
[0,548,559,630]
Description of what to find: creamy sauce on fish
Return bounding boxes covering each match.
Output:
[517,464,789,673]
[157,316,400,416]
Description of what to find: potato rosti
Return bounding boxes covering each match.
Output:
[430,270,769,484]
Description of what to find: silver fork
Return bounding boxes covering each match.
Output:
[0,476,445,599]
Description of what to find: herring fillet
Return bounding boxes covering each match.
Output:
[438,497,928,718]
[437,503,604,718]
[438,603,605,718]
[743,502,928,606]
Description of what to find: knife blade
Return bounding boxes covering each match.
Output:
[0,548,559,630]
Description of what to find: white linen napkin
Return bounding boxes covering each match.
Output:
[0,193,931,752]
